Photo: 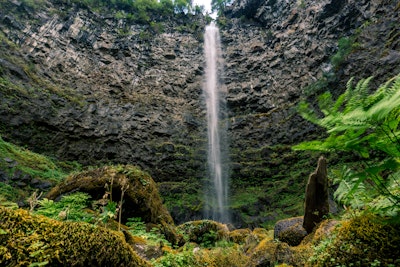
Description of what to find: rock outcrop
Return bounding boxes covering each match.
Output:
[303,156,329,233]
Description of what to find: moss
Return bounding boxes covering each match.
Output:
[193,246,250,267]
[0,135,67,182]
[45,165,184,245]
[312,214,400,266]
[0,206,151,266]
[229,228,251,244]
[249,234,312,267]
[47,165,172,224]
[177,220,229,247]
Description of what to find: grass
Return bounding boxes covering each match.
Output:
[0,135,69,182]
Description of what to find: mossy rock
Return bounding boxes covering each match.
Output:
[274,216,307,246]
[229,228,252,244]
[0,206,151,266]
[312,214,400,266]
[249,237,311,267]
[177,220,229,247]
[47,165,171,224]
[46,165,182,245]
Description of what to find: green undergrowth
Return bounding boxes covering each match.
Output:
[0,135,76,182]
[230,145,319,228]
[0,135,80,203]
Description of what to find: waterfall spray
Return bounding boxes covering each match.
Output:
[203,22,230,223]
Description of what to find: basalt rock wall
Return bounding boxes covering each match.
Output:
[0,0,399,225]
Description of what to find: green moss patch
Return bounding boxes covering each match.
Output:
[0,206,151,266]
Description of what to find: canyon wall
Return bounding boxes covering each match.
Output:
[1,0,399,226]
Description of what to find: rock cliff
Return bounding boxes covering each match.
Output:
[0,0,399,226]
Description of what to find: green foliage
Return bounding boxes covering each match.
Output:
[177,220,229,248]
[152,247,197,267]
[98,200,118,223]
[0,135,68,182]
[64,0,203,24]
[294,74,400,215]
[331,37,357,69]
[211,0,232,16]
[35,192,93,222]
[127,217,172,247]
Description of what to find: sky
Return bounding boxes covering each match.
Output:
[192,0,212,14]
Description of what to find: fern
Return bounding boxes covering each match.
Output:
[294,74,400,215]
[35,192,93,222]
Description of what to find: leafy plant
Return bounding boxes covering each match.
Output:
[35,192,93,222]
[293,74,400,215]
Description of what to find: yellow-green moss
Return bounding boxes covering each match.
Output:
[0,206,151,266]
[249,235,312,267]
[194,246,250,267]
[229,228,251,244]
[311,214,400,266]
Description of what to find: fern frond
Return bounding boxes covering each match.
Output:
[294,74,400,216]
[344,76,373,113]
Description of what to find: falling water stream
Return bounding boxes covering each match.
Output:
[203,22,230,223]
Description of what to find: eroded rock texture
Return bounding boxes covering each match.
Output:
[303,156,329,233]
[0,0,399,225]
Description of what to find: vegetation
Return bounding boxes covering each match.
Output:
[309,213,400,266]
[0,207,151,266]
[294,74,400,216]
[0,135,69,183]
[43,0,206,24]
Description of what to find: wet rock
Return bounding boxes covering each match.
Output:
[303,156,329,233]
[274,216,307,246]
[31,178,53,190]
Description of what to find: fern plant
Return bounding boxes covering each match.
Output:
[293,74,400,215]
[35,192,93,222]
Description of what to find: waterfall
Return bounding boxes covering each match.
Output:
[203,22,230,223]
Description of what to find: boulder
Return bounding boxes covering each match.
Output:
[274,216,307,246]
[177,220,229,246]
[46,165,182,245]
[0,206,151,266]
[303,156,330,233]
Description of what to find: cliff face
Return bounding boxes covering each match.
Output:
[0,1,208,183]
[0,0,399,226]
[222,0,400,184]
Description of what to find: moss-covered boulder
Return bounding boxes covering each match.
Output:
[46,165,183,245]
[177,220,229,247]
[249,236,312,267]
[47,165,172,224]
[274,216,307,246]
[310,214,400,266]
[229,228,252,244]
[0,206,151,266]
